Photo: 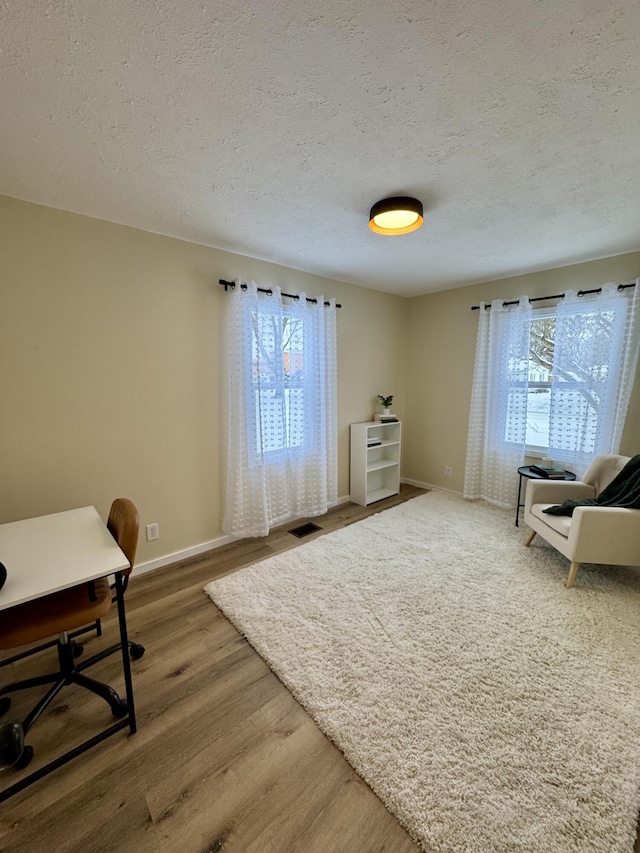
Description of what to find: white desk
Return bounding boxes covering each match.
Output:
[0,505,137,802]
[0,506,129,610]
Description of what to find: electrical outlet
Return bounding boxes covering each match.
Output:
[445,466,452,477]
[145,522,159,542]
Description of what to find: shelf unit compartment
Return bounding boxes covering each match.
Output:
[365,486,399,504]
[365,465,400,498]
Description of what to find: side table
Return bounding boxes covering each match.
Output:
[515,465,576,526]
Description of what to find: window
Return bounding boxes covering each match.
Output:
[223,281,338,538]
[465,283,639,506]
[248,303,312,462]
[506,302,622,454]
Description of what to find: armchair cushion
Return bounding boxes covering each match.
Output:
[543,454,640,516]
[582,454,631,493]
[530,504,572,537]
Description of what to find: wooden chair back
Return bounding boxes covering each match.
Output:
[107,498,139,576]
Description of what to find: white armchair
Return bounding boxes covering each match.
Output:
[523,454,640,588]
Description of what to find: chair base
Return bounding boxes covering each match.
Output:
[0,620,102,670]
[0,721,24,769]
[0,632,126,771]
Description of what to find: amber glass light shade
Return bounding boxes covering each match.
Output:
[369,197,424,235]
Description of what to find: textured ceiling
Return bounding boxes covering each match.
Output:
[1,0,639,296]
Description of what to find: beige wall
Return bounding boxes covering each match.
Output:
[4,191,637,562]
[0,195,408,562]
[404,253,640,493]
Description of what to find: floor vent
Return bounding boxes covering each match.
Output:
[288,522,322,539]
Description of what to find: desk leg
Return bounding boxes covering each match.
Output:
[515,474,523,527]
[114,571,136,734]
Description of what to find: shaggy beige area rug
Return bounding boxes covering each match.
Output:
[204,492,640,853]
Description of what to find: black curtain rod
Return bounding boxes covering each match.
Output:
[219,279,342,308]
[470,281,636,310]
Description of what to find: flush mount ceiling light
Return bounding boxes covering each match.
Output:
[369,196,424,235]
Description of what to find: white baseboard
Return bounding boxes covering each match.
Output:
[134,534,236,576]
[134,493,352,577]
[401,477,463,498]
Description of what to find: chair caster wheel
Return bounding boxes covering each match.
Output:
[0,721,24,769]
[14,745,34,771]
[130,643,145,660]
[72,642,84,659]
[0,697,11,717]
[111,699,128,719]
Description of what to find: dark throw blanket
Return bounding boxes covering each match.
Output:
[543,454,640,516]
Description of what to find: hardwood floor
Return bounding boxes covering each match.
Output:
[0,487,426,853]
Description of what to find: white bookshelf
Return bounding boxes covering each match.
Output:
[350,421,401,506]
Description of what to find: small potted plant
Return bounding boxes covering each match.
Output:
[378,394,393,415]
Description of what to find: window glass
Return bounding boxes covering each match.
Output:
[525,314,554,449]
[249,306,310,462]
[506,307,617,452]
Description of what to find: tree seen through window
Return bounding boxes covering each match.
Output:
[251,308,307,458]
[509,309,614,450]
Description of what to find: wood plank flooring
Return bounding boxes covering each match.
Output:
[0,487,426,853]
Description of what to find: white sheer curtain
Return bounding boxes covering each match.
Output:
[223,281,338,538]
[464,297,531,507]
[549,280,640,477]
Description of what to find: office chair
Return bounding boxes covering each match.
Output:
[0,498,140,771]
